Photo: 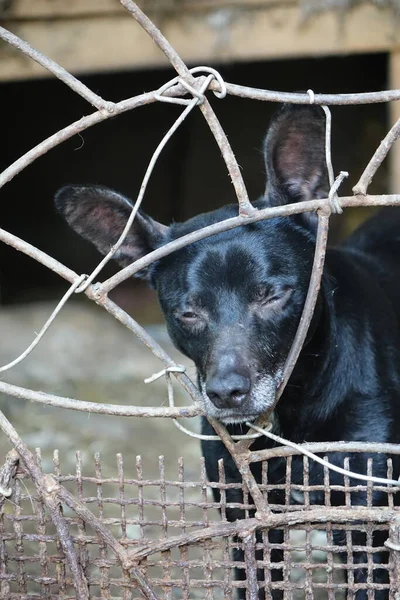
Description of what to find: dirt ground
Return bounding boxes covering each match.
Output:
[0,300,200,474]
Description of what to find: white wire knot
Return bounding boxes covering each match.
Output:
[0,485,12,498]
[155,66,227,107]
[73,273,90,294]
[319,104,349,215]
[144,365,186,384]
[307,89,315,104]
[328,170,349,215]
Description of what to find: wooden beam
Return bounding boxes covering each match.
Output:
[2,0,284,19]
[389,51,400,194]
[0,4,398,82]
[3,0,124,19]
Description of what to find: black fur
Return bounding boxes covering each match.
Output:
[55,105,400,599]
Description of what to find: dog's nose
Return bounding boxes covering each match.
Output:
[206,371,251,409]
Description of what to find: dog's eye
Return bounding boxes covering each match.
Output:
[175,306,207,329]
[181,312,198,320]
[266,292,285,304]
[176,311,202,326]
[255,286,293,306]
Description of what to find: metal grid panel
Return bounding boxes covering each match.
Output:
[1,448,400,599]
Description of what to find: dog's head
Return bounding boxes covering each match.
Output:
[55,105,328,424]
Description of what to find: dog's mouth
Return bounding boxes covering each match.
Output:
[208,410,267,425]
[204,406,273,425]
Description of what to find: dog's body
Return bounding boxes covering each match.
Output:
[55,105,400,599]
[200,206,400,599]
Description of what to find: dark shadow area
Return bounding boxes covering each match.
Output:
[0,53,388,314]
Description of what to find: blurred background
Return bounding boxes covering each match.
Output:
[0,0,398,475]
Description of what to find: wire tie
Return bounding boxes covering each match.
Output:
[328,170,348,215]
[172,416,273,441]
[74,274,90,294]
[307,89,315,104]
[144,365,186,384]
[155,75,192,106]
[0,485,12,497]
[385,538,400,551]
[155,66,227,106]
[189,66,227,99]
[178,78,206,104]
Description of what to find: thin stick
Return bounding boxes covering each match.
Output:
[247,422,400,487]
[78,75,214,292]
[277,213,330,395]
[0,450,19,505]
[58,487,159,599]
[217,81,400,105]
[0,276,86,374]
[0,95,147,190]
[102,193,394,293]
[0,83,191,190]
[120,0,188,74]
[241,533,260,600]
[354,117,400,195]
[0,410,89,600]
[249,441,400,463]
[235,212,330,453]
[320,105,345,214]
[198,99,255,216]
[0,409,158,599]
[2,76,400,194]
[0,380,201,418]
[0,227,77,283]
[120,0,255,216]
[128,506,397,563]
[0,26,116,114]
[3,190,400,300]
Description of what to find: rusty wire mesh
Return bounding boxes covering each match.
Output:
[1,1,400,599]
[1,446,400,599]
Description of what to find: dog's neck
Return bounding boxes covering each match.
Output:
[276,276,341,434]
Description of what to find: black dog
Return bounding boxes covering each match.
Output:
[55,105,400,599]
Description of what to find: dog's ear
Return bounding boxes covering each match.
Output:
[264,105,329,229]
[55,185,168,280]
